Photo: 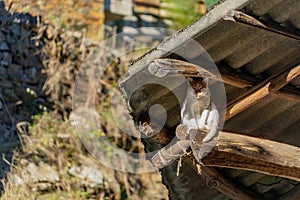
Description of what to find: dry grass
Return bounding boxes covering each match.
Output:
[0,1,168,199]
[1,113,167,200]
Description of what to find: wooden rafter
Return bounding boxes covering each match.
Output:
[273,88,300,103]
[154,59,300,105]
[217,63,257,88]
[150,58,254,88]
[192,131,300,182]
[226,64,300,120]
[140,124,263,199]
[223,10,300,42]
[149,126,300,199]
[141,121,300,182]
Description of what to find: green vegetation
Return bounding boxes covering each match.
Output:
[205,0,221,8]
[160,0,221,30]
[161,0,202,30]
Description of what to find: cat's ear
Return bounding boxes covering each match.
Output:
[202,77,210,88]
[187,77,194,82]
[204,77,209,84]
[186,77,196,87]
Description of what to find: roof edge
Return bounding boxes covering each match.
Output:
[126,0,253,77]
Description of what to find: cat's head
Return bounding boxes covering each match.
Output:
[188,77,210,98]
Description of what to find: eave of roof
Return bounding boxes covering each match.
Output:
[119,0,300,199]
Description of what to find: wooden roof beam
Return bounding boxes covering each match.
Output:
[143,123,263,200]
[226,64,300,120]
[223,10,300,42]
[217,63,300,103]
[154,59,300,103]
[217,63,257,88]
[130,60,300,127]
[141,122,300,182]
[195,131,300,182]
[272,87,300,103]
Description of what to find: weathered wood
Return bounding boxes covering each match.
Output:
[139,122,266,199]
[146,125,300,183]
[138,118,300,198]
[148,58,219,80]
[272,88,300,103]
[202,131,300,182]
[138,120,172,145]
[148,58,255,88]
[217,63,257,88]
[117,1,300,198]
[184,159,262,200]
[224,10,300,42]
[150,124,190,167]
[148,59,300,107]
[199,167,259,200]
[226,64,300,120]
[140,120,300,186]
[143,60,300,125]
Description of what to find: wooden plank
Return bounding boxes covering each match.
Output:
[217,63,257,88]
[272,88,300,103]
[144,125,262,199]
[140,120,300,183]
[226,64,300,120]
[149,58,256,88]
[128,59,300,128]
[224,10,300,42]
[202,131,300,182]
[148,58,300,106]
